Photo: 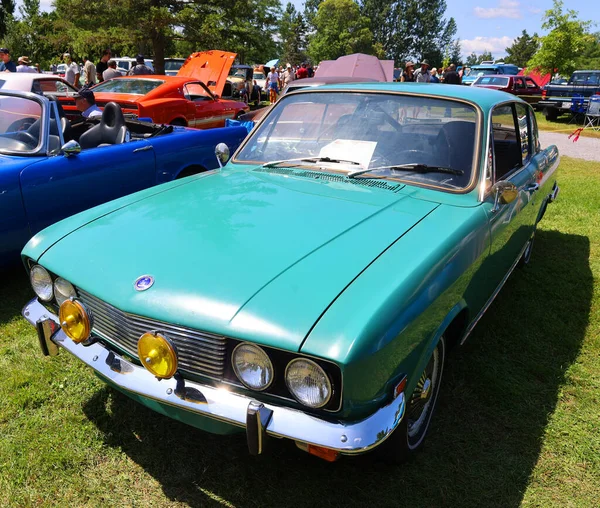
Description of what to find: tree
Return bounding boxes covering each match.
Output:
[574,31,600,70]
[308,0,377,63]
[304,0,324,31]
[504,30,539,68]
[448,38,462,66]
[465,51,493,66]
[279,3,307,65]
[0,0,14,39]
[526,0,593,76]
[361,0,456,67]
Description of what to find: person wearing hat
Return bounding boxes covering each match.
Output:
[63,53,80,87]
[74,85,102,118]
[17,56,38,73]
[127,55,153,76]
[413,60,432,83]
[282,63,294,87]
[0,48,17,72]
[401,61,414,82]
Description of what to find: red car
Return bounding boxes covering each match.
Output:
[68,51,249,128]
[472,74,543,106]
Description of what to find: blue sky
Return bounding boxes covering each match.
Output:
[290,0,599,58]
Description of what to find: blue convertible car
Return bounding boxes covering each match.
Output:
[0,90,248,266]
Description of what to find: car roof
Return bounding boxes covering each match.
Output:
[0,73,66,86]
[296,82,526,108]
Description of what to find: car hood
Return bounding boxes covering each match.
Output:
[177,50,237,97]
[36,168,438,352]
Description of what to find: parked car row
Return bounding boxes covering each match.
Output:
[11,78,560,463]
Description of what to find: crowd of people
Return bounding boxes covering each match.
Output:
[399,60,463,84]
[258,62,314,104]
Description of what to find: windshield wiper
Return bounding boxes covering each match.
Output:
[348,163,464,179]
[263,156,362,169]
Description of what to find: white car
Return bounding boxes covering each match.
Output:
[0,72,78,97]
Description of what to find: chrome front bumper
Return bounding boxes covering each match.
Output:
[23,298,405,456]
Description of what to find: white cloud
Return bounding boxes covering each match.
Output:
[474,0,522,19]
[462,36,515,55]
[528,7,542,14]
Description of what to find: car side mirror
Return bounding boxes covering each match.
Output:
[215,143,230,168]
[62,140,81,157]
[491,180,518,212]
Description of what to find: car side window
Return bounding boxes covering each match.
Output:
[525,78,537,89]
[528,106,540,153]
[492,104,522,181]
[514,103,531,164]
[515,78,525,89]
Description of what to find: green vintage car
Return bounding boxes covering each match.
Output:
[22,83,559,462]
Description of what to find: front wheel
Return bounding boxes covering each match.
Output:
[378,336,445,463]
[543,107,558,122]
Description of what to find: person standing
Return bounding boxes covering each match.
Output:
[401,61,414,82]
[63,53,80,87]
[413,60,432,82]
[282,64,294,88]
[430,68,440,83]
[17,56,38,73]
[0,48,17,72]
[96,49,111,82]
[82,57,97,85]
[296,62,308,80]
[443,64,462,85]
[266,66,279,104]
[102,60,122,81]
[128,55,153,75]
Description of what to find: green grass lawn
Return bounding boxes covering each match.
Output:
[535,110,600,139]
[1,156,599,507]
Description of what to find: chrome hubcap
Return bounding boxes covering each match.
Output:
[420,378,431,400]
[407,348,439,439]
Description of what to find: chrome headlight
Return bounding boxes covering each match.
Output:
[285,358,332,408]
[54,277,76,306]
[232,343,274,391]
[30,265,53,302]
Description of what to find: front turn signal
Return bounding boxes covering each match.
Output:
[138,332,178,379]
[59,299,92,343]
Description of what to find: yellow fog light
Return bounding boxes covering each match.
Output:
[138,332,178,379]
[59,299,92,343]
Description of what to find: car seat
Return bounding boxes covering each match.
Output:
[79,102,130,149]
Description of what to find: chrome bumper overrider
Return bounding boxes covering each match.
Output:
[23,298,405,455]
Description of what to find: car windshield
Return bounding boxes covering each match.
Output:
[0,95,43,154]
[235,91,479,191]
[253,73,265,80]
[475,76,509,87]
[92,79,164,95]
[165,60,184,72]
[472,67,499,76]
[229,69,249,78]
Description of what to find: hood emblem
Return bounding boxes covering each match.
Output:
[134,275,154,291]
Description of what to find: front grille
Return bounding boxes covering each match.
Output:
[77,289,227,379]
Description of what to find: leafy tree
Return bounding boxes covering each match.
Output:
[504,30,539,68]
[361,0,456,67]
[0,0,15,39]
[279,3,307,65]
[526,0,593,76]
[465,50,493,67]
[574,31,600,70]
[448,38,462,66]
[308,0,377,63]
[303,0,324,31]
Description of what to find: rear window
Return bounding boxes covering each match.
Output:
[92,79,164,95]
[475,76,509,87]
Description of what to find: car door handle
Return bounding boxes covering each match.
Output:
[133,145,153,153]
[525,183,539,193]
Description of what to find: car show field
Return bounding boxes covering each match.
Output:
[1,155,598,506]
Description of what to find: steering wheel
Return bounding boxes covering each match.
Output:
[15,131,38,148]
[7,117,36,132]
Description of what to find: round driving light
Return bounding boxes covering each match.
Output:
[232,343,274,391]
[30,265,53,302]
[285,358,332,408]
[137,332,178,379]
[59,299,92,343]
[54,277,76,306]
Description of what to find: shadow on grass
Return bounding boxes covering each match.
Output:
[0,263,32,327]
[83,230,592,508]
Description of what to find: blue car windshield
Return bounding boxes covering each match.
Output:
[0,96,43,154]
[235,91,479,191]
[92,79,164,95]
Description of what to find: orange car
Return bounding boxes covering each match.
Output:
[73,51,249,128]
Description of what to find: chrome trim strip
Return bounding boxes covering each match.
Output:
[22,298,405,455]
[460,239,529,345]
